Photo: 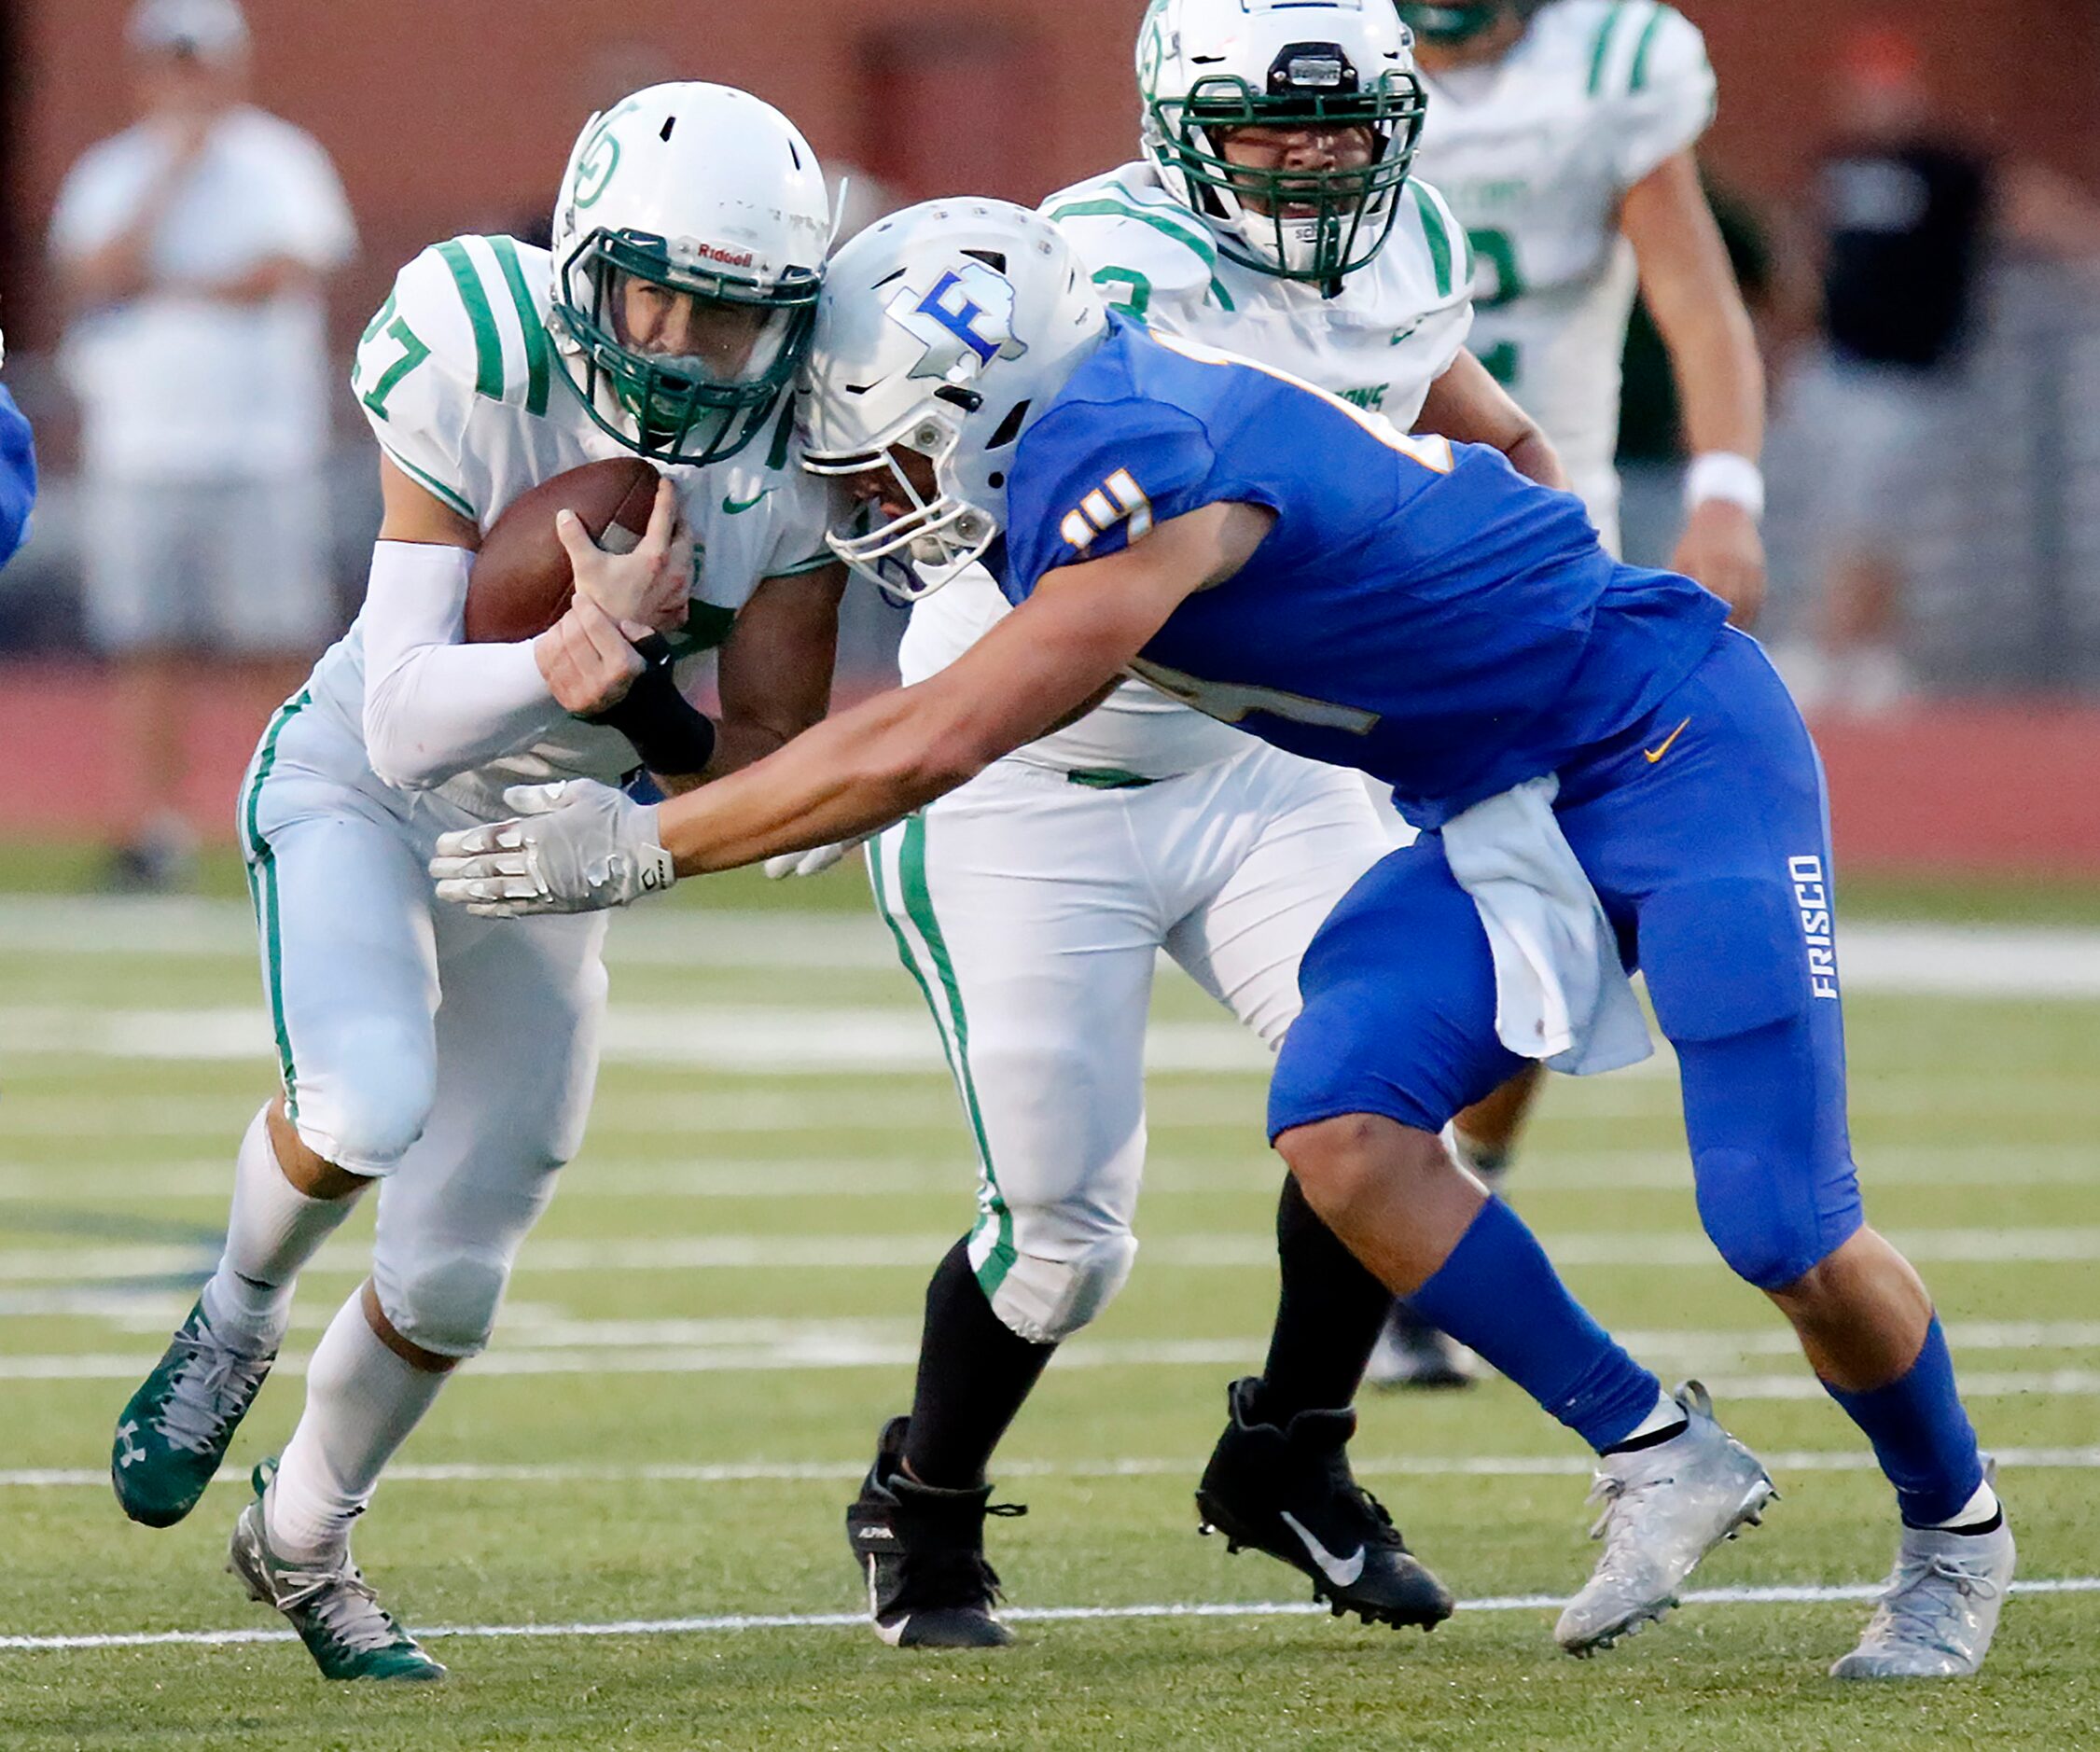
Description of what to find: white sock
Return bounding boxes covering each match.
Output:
[199,1105,360,1355]
[1620,1389,1689,1445]
[1931,1478,2002,1532]
[265,1289,448,1562]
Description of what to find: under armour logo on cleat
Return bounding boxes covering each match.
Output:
[116,1420,146,1468]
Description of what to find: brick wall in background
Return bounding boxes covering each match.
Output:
[7,0,2099,353]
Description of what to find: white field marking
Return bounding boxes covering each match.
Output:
[7,1226,2100,1286]
[8,1003,2097,1115]
[7,1329,2100,1395]
[0,1005,1277,1074]
[6,1578,2099,1653]
[5,1141,2097,1205]
[7,1445,2100,1493]
[11,896,2100,997]
[0,897,903,971]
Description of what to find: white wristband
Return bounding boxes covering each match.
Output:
[1684,452,1766,521]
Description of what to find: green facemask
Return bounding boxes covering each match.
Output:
[552,228,819,467]
[1398,3,1537,49]
[1147,63,1428,284]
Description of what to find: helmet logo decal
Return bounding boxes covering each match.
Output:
[572,97,640,210]
[888,263,1029,384]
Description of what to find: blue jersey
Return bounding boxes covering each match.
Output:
[0,387,35,568]
[997,316,1729,827]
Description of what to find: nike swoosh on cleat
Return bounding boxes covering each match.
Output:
[1279,1510,1366,1589]
[1644,716,1692,764]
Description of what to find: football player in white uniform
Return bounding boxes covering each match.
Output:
[1402,0,1766,607]
[107,84,842,1680]
[769,0,1564,1647]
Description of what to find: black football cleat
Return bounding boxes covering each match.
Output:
[845,1415,1025,1648]
[1196,1376,1454,1631]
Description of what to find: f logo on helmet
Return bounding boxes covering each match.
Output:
[888,262,1029,384]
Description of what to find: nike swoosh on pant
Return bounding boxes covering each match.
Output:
[1279,1509,1367,1588]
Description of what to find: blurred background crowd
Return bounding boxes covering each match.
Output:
[2,0,2098,884]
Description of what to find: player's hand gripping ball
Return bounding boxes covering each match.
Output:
[430,780,675,916]
[463,457,677,642]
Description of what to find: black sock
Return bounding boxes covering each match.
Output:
[1258,1175,1396,1424]
[900,1237,1056,1490]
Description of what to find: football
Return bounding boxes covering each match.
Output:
[461,456,662,643]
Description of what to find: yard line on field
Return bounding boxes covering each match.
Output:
[7,1445,2100,1493]
[0,1005,1277,1074]
[7,1334,2100,1396]
[3,1145,2095,1202]
[12,897,2100,997]
[6,1226,2098,1285]
[5,1577,2097,1652]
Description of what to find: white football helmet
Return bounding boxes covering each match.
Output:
[1138,0,1427,283]
[548,82,831,466]
[800,200,1108,602]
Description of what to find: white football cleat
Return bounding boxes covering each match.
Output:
[1555,1381,1775,1655]
[1830,1507,2015,1679]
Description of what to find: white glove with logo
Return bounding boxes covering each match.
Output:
[762,833,875,881]
[429,780,675,917]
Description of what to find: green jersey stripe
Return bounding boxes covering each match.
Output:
[1045,196,1238,312]
[1587,1,1629,97]
[1628,3,1671,94]
[377,441,474,521]
[239,690,311,1117]
[893,816,1014,1295]
[436,239,505,403]
[1411,182,1456,299]
[487,236,550,417]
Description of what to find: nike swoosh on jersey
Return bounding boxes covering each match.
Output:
[722,488,772,515]
[1644,716,1692,764]
[1279,1510,1367,1588]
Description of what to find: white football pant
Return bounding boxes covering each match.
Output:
[239,696,607,1357]
[869,742,1401,1345]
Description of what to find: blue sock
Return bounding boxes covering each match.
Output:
[1408,1197,1662,1452]
[1821,1314,1985,1527]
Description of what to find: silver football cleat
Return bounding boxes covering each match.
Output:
[1555,1380,1775,1656]
[1830,1510,2015,1679]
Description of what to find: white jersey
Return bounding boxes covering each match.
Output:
[1412,0,1716,531]
[310,233,830,816]
[899,161,1475,780]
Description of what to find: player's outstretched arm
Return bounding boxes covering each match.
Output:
[1415,350,1569,491]
[1621,149,1768,626]
[430,503,1271,911]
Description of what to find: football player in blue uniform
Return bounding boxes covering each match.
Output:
[0,342,37,566]
[433,202,2012,1679]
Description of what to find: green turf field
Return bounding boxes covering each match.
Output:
[1,884,2095,1749]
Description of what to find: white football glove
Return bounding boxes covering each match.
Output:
[762,833,875,881]
[429,780,675,917]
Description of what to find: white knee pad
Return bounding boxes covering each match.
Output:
[295,1020,435,1175]
[981,1230,1139,1344]
[372,1244,509,1359]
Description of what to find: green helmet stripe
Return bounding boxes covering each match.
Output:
[488,236,550,417]
[435,240,505,403]
[1587,1,1630,97]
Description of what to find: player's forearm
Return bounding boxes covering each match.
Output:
[1658,295,1764,461]
[359,542,565,788]
[654,687,992,875]
[1416,352,1569,490]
